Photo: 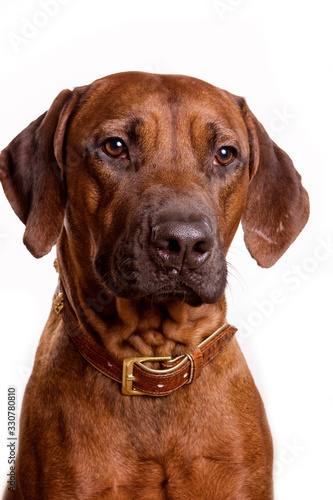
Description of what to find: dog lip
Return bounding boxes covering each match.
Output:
[99,241,227,305]
[147,288,203,307]
[107,256,227,302]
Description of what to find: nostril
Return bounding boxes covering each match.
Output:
[153,237,180,253]
[193,241,207,253]
[168,238,180,253]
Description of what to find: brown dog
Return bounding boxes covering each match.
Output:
[1,72,309,499]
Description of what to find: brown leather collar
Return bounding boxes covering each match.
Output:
[55,284,237,396]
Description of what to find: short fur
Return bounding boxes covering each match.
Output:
[1,72,309,499]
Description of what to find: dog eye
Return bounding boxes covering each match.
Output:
[103,138,128,158]
[215,147,235,166]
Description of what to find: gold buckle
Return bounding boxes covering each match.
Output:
[121,324,230,396]
[122,356,172,396]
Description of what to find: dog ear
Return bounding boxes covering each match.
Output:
[237,98,309,268]
[0,89,78,258]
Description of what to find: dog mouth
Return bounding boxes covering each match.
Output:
[95,250,227,306]
[99,265,204,305]
[99,259,227,306]
[145,283,204,307]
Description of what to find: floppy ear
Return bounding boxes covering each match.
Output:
[238,99,310,268]
[0,89,78,258]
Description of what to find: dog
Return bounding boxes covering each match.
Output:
[1,71,309,499]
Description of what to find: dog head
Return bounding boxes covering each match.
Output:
[0,72,309,307]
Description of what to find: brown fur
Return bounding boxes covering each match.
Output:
[0,72,309,499]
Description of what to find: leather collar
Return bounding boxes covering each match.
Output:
[54,283,237,397]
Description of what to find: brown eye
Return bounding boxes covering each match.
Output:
[103,138,128,158]
[215,147,235,166]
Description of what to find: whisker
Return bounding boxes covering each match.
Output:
[227,261,247,291]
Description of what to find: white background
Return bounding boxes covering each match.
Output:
[0,0,332,497]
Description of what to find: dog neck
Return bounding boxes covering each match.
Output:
[56,241,227,361]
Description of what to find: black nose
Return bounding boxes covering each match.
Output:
[150,220,214,271]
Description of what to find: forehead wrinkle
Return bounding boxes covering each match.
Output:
[124,116,144,143]
[153,85,182,167]
[86,112,157,147]
[163,98,203,169]
[192,113,246,150]
[121,84,177,154]
[134,112,161,156]
[206,121,238,142]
